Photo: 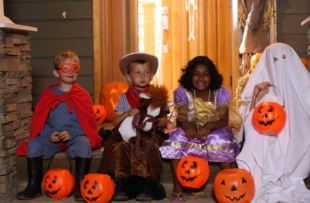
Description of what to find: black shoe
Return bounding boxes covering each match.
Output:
[16,157,43,200]
[145,179,166,200]
[135,190,153,202]
[112,178,129,201]
[74,157,91,202]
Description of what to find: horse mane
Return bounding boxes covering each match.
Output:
[139,86,169,112]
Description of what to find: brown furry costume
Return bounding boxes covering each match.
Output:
[98,86,169,199]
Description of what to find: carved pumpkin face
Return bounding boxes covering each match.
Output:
[81,174,115,203]
[176,157,210,189]
[93,105,107,124]
[252,102,286,136]
[43,169,75,199]
[100,82,128,121]
[214,169,255,203]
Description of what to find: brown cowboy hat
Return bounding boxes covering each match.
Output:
[119,52,158,76]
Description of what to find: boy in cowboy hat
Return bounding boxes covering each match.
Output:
[98,52,168,201]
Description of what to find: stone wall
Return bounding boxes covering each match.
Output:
[0,29,32,203]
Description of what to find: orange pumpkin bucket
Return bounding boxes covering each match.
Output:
[81,173,115,203]
[176,156,210,189]
[214,168,255,203]
[93,105,107,124]
[252,85,286,136]
[43,152,75,199]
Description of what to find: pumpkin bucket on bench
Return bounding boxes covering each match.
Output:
[214,160,255,203]
[43,152,75,199]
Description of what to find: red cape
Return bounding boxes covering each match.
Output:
[16,82,102,156]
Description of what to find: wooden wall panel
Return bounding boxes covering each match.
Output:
[277,0,310,58]
[4,0,94,107]
[4,1,92,20]
[277,0,310,14]
[217,0,231,89]
[277,15,310,35]
[93,0,138,104]
[205,0,217,66]
[13,20,93,39]
[31,39,93,57]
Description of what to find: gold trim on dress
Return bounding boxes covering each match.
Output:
[162,142,233,151]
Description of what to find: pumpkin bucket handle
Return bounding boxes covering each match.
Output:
[235,158,252,174]
[179,140,210,162]
[47,152,73,174]
[253,85,285,108]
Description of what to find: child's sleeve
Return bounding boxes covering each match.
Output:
[67,124,86,140]
[114,93,131,112]
[216,87,231,105]
[173,87,188,105]
[173,87,189,122]
[40,116,53,138]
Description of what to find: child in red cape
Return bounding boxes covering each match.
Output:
[16,50,102,201]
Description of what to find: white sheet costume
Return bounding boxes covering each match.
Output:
[236,43,310,203]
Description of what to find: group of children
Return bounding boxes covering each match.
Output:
[16,43,310,203]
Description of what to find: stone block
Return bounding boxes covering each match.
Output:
[17,111,33,120]
[12,120,21,130]
[21,78,29,87]
[0,104,16,113]
[26,85,32,94]
[15,132,29,141]
[0,89,6,95]
[0,74,5,88]
[6,79,17,86]
[0,57,19,71]
[20,118,29,126]
[0,94,13,106]
[6,46,21,56]
[13,128,24,137]
[0,151,9,158]
[18,64,27,71]
[17,102,31,114]
[27,95,33,102]
[5,72,16,79]
[12,38,21,45]
[6,86,19,94]
[6,104,16,112]
[0,45,6,54]
[20,45,30,52]
[2,123,13,132]
[0,112,17,124]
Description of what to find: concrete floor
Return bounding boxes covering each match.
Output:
[10,193,218,203]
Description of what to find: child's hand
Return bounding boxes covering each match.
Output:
[197,123,211,141]
[253,82,271,101]
[50,132,61,143]
[184,122,196,140]
[250,82,271,111]
[127,108,139,116]
[59,131,71,141]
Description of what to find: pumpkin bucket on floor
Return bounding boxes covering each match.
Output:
[252,85,286,136]
[214,167,255,203]
[81,173,115,203]
[43,152,75,199]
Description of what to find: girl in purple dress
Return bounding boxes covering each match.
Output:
[159,56,242,202]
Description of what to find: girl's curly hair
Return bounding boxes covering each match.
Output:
[179,56,223,91]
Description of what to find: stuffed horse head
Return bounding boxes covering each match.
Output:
[119,86,173,142]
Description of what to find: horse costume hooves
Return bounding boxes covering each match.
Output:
[123,175,146,199]
[145,179,166,200]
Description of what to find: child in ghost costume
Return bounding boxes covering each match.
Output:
[236,43,310,203]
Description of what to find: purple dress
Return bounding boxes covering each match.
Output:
[159,86,239,162]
